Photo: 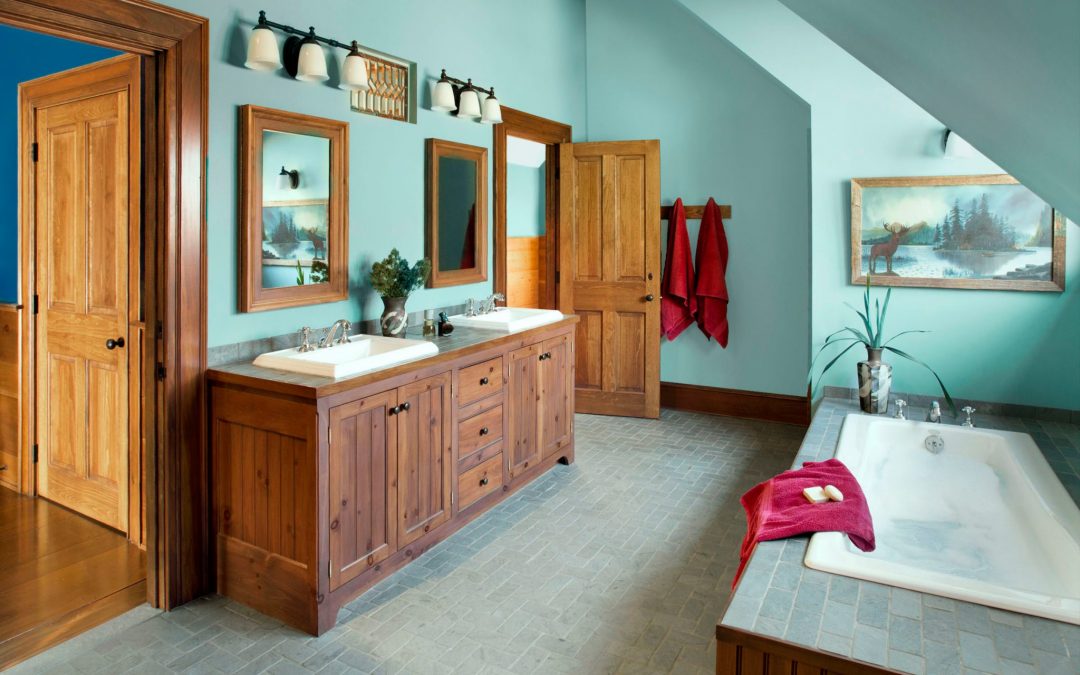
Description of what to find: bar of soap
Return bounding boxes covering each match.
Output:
[803,486,828,504]
[824,485,844,502]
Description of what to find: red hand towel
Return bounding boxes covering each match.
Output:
[695,198,730,346]
[459,203,476,269]
[661,199,697,340]
[733,458,875,588]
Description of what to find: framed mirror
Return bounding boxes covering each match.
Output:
[426,138,488,287]
[239,105,349,312]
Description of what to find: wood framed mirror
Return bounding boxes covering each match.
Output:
[239,105,349,312]
[426,138,488,287]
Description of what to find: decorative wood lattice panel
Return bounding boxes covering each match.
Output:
[351,53,414,123]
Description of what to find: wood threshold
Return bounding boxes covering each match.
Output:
[660,381,809,426]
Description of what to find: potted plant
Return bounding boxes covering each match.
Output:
[810,278,955,415]
[369,249,431,337]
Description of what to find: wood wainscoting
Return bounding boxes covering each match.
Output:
[506,236,547,308]
[0,305,18,492]
[717,625,891,674]
[660,382,810,426]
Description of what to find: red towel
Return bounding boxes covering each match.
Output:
[733,458,875,587]
[695,198,730,346]
[459,203,476,269]
[661,199,697,340]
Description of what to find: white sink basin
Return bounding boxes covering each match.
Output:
[448,307,564,333]
[253,334,438,379]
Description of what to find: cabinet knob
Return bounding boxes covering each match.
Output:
[538,352,551,361]
[400,401,410,412]
[480,376,489,385]
[388,405,400,416]
[479,426,489,436]
[479,476,490,487]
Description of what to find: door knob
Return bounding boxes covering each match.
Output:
[105,337,126,350]
[644,294,655,302]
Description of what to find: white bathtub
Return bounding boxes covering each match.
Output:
[805,413,1080,625]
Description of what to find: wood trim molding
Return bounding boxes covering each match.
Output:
[660,382,809,426]
[493,107,571,308]
[660,203,731,220]
[0,0,210,612]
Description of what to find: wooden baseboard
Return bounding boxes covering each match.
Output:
[660,382,809,426]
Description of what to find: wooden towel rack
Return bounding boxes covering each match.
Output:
[660,203,732,220]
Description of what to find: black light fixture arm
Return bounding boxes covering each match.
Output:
[439,69,496,97]
[255,10,363,55]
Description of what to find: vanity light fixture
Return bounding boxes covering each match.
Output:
[431,69,503,124]
[293,28,329,82]
[245,12,281,71]
[245,11,367,90]
[277,166,300,190]
[339,41,370,92]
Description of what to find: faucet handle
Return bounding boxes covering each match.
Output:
[961,406,976,427]
[297,326,314,352]
[893,399,907,419]
[336,320,352,345]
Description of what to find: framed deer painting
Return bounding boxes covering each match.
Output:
[851,175,1066,291]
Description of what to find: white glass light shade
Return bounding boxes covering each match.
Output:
[432,79,457,112]
[339,47,369,91]
[457,87,481,119]
[245,25,281,71]
[296,38,329,82]
[276,171,291,191]
[480,93,502,124]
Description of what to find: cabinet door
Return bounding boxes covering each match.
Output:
[507,343,541,478]
[397,372,453,547]
[328,390,398,591]
[539,333,573,460]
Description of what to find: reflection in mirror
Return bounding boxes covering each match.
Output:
[437,156,478,272]
[505,135,547,308]
[261,130,331,289]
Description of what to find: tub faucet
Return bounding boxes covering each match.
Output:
[960,406,976,428]
[319,319,352,348]
[927,401,941,423]
[893,399,906,420]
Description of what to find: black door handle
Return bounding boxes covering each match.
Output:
[106,337,126,350]
[644,294,655,302]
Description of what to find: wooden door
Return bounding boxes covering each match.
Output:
[539,333,573,460]
[328,390,398,591]
[507,343,541,478]
[34,60,138,532]
[558,141,660,418]
[396,372,452,547]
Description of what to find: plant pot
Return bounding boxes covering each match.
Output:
[380,296,408,337]
[857,347,892,414]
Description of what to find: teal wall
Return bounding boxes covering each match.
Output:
[679,0,1080,410]
[163,0,587,347]
[506,164,545,238]
[585,0,812,397]
[779,0,1080,225]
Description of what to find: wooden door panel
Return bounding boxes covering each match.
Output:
[507,343,540,477]
[397,372,452,547]
[540,334,572,460]
[34,66,134,533]
[559,140,660,418]
[329,391,397,590]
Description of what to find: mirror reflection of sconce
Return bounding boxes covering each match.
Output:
[277,165,300,190]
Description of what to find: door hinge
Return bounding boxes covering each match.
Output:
[31,142,38,162]
[555,167,560,180]
[155,320,163,339]
[32,444,39,463]
[156,364,166,381]
[554,270,560,284]
[32,295,39,315]
[328,561,333,578]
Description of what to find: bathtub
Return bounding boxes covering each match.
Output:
[804,413,1080,625]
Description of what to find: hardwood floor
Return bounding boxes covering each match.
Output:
[0,487,145,669]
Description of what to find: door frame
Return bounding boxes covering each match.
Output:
[493,108,571,309]
[6,0,208,611]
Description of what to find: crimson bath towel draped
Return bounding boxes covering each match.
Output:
[660,198,697,340]
[695,197,730,346]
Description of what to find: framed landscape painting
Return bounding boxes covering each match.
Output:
[851,175,1065,291]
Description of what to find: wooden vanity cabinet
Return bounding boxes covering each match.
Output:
[208,318,576,635]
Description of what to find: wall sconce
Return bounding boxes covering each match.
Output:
[245,11,369,91]
[277,166,300,190]
[431,69,503,124]
[943,128,978,159]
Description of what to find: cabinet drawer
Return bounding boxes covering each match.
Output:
[458,453,503,510]
[458,439,503,474]
[458,357,504,406]
[458,404,503,458]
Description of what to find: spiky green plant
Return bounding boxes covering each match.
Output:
[295,259,305,286]
[369,248,431,298]
[809,277,955,415]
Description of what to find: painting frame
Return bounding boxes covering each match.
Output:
[850,174,1065,292]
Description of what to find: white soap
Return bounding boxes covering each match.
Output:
[802,486,828,504]
[824,485,844,502]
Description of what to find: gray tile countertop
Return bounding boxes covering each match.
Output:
[720,398,1080,675]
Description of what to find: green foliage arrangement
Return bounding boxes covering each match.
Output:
[809,277,956,415]
[369,248,431,298]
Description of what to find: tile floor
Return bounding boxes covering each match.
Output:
[16,410,803,675]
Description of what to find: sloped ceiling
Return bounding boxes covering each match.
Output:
[779,0,1080,222]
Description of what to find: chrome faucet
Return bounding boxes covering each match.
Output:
[465,298,478,317]
[479,293,505,315]
[960,406,976,428]
[319,319,352,348]
[893,399,907,420]
[926,401,941,423]
[297,326,316,352]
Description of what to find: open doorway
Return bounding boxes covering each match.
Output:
[0,26,146,668]
[493,108,571,309]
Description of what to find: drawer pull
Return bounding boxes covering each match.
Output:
[479,426,489,436]
[479,476,490,487]
[480,376,489,385]
[538,352,551,361]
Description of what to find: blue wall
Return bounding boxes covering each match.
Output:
[679,0,1080,410]
[0,26,118,303]
[585,0,812,397]
[162,0,587,347]
[506,163,545,238]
